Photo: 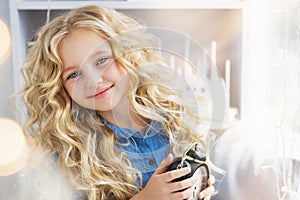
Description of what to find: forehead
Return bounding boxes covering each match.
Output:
[58,28,111,68]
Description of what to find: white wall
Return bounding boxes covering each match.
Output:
[0,0,14,118]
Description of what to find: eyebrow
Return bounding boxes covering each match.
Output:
[90,49,112,58]
[62,65,78,76]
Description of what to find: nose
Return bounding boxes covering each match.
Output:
[84,66,103,89]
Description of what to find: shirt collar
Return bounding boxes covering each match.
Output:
[102,118,163,139]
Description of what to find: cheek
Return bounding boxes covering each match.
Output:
[63,83,76,99]
[116,66,129,89]
[114,63,128,79]
[105,62,127,82]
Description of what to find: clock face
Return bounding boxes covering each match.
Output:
[191,166,209,200]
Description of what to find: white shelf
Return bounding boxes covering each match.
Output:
[16,0,242,10]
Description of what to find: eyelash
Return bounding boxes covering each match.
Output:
[96,57,108,66]
[66,71,81,80]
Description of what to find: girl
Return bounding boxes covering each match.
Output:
[18,5,216,200]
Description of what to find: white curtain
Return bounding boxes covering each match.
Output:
[211,0,300,199]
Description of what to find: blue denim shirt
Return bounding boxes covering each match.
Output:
[103,120,170,188]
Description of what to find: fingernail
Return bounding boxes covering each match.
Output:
[169,153,173,159]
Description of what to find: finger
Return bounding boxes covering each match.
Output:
[168,176,197,192]
[154,154,173,174]
[208,175,215,185]
[172,185,194,200]
[198,185,215,199]
[163,166,191,182]
[204,195,211,200]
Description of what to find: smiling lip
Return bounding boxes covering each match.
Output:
[88,85,113,99]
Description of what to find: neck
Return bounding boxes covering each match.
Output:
[99,100,148,134]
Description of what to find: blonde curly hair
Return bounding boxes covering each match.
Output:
[17,5,202,199]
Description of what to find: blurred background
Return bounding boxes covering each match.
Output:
[0,0,13,118]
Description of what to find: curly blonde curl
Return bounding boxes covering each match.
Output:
[16,5,203,199]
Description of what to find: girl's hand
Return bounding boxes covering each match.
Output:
[198,175,216,200]
[132,154,198,200]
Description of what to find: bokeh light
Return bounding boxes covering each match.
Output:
[0,118,28,176]
[0,20,11,65]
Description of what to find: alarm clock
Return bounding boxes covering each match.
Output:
[166,142,210,200]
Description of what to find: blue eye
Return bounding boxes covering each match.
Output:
[67,71,81,80]
[96,57,108,66]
